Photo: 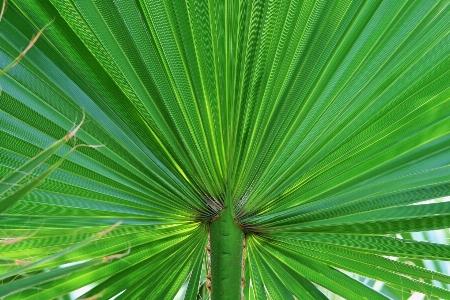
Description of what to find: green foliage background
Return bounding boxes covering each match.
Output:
[1,0,450,299]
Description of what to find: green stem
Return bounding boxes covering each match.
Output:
[210,205,244,299]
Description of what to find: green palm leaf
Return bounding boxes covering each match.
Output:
[1,0,449,299]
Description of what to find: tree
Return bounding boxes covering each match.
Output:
[1,0,450,299]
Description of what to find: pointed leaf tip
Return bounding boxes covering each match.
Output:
[1,228,39,245]
[66,110,85,140]
[0,20,52,76]
[14,259,31,265]
[102,247,130,263]
[20,20,52,57]
[0,0,6,21]
[96,221,122,238]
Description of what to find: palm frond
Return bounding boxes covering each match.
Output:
[1,0,449,299]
